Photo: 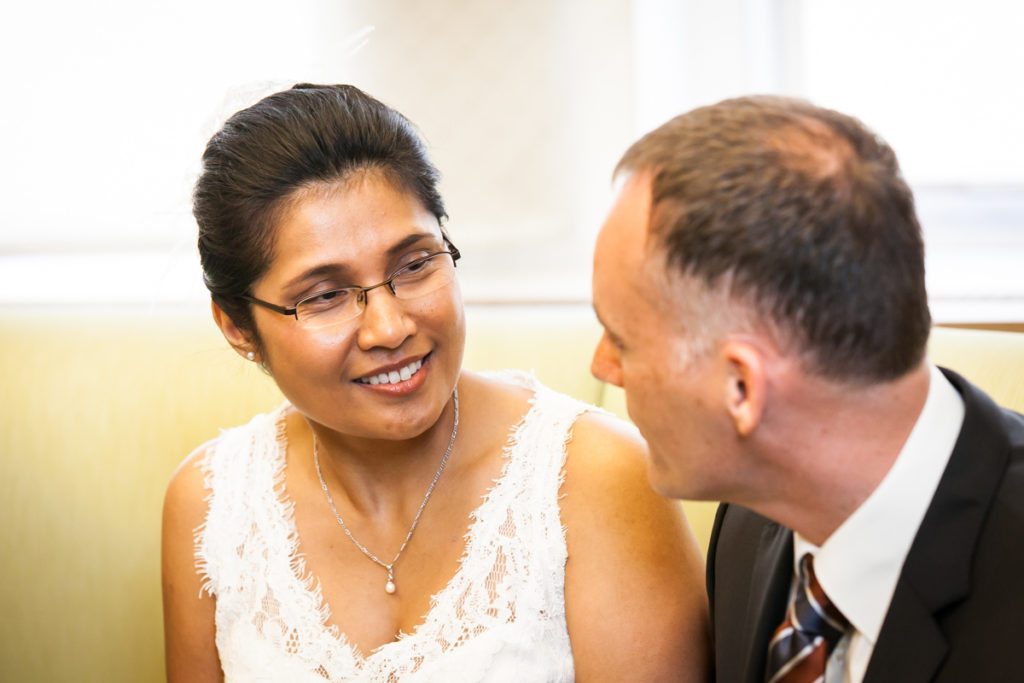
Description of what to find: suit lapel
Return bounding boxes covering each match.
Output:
[742,521,793,683]
[865,369,1011,682]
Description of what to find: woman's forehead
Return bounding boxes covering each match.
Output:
[286,170,437,231]
[261,176,443,287]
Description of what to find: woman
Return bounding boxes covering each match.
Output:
[162,83,709,682]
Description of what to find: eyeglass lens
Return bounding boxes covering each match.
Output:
[295,252,456,329]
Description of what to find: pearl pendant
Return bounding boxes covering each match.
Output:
[385,580,396,594]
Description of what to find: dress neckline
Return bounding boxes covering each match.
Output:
[269,377,545,667]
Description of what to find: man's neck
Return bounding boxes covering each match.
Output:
[738,362,933,545]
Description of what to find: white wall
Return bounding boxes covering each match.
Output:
[0,0,634,305]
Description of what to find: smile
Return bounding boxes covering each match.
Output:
[356,358,425,385]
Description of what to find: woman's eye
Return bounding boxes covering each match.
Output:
[400,254,442,277]
[306,289,350,307]
[396,250,434,269]
[404,259,429,273]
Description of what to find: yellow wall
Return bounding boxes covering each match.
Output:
[3,307,1023,681]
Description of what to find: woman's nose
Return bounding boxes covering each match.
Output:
[355,287,415,350]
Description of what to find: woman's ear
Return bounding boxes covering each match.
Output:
[720,339,767,438]
[211,300,259,363]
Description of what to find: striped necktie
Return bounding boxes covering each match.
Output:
[765,553,850,683]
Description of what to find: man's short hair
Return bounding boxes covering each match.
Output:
[617,96,930,383]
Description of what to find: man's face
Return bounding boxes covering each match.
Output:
[591,173,736,499]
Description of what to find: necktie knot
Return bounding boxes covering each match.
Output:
[765,554,850,683]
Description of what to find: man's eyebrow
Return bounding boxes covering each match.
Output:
[592,303,615,336]
[592,304,629,349]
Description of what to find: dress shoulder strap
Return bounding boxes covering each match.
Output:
[503,373,589,489]
[194,406,288,598]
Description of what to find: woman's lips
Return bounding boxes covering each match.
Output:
[354,353,431,396]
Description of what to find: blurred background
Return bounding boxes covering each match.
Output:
[1,1,1022,680]
[1,0,1021,319]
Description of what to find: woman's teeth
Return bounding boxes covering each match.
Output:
[359,359,424,385]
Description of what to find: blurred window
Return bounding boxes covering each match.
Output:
[1,0,1020,321]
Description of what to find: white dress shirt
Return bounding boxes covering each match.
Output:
[791,364,965,683]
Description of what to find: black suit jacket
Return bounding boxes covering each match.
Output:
[706,369,1024,682]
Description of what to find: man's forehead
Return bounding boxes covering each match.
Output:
[595,172,678,315]
[610,171,653,222]
[598,174,651,261]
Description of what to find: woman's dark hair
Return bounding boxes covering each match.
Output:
[194,83,447,339]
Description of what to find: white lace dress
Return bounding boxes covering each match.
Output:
[195,373,586,682]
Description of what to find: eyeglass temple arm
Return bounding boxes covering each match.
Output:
[444,237,461,264]
[240,294,299,318]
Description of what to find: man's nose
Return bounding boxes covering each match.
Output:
[591,333,624,387]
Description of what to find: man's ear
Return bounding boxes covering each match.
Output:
[720,339,766,438]
[211,300,259,363]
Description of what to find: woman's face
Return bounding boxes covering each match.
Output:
[247,171,465,441]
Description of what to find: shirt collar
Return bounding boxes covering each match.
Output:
[793,364,964,644]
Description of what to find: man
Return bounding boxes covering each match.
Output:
[590,96,1024,682]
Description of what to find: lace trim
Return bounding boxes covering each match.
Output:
[297,373,553,669]
[196,371,584,681]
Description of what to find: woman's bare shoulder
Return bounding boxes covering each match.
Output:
[162,441,222,681]
[164,440,216,521]
[563,409,651,497]
[460,369,536,402]
[560,410,711,680]
[457,370,536,431]
[165,405,290,510]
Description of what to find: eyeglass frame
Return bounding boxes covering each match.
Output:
[240,238,461,321]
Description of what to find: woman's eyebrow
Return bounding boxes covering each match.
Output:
[280,263,353,294]
[384,231,441,257]
[280,231,441,292]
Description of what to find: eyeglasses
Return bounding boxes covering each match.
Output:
[242,242,461,330]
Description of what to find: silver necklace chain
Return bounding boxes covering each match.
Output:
[313,388,459,595]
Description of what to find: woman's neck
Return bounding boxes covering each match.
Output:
[304,394,459,517]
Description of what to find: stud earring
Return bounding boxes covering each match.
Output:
[246,351,256,362]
